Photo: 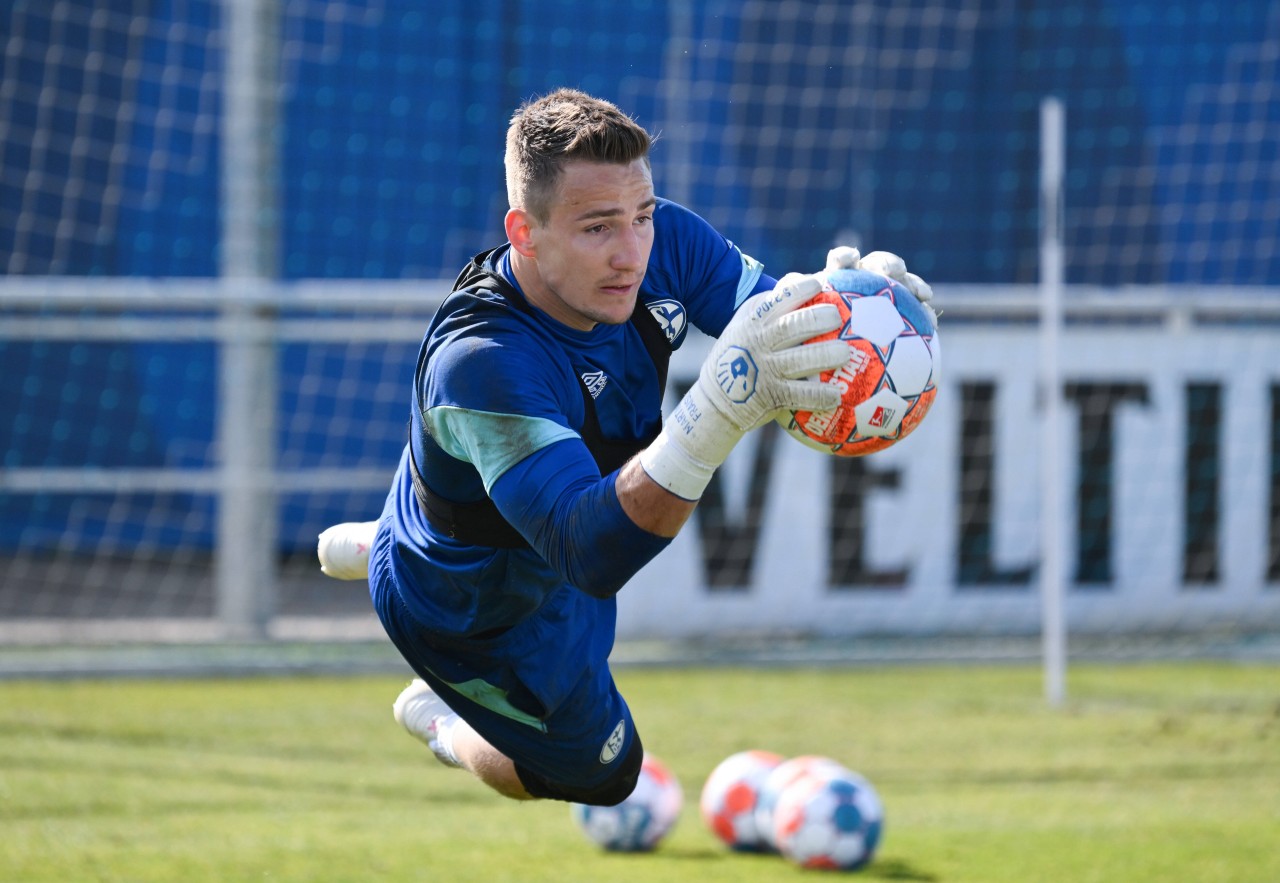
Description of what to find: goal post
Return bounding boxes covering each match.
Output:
[216,0,282,638]
[1039,96,1067,706]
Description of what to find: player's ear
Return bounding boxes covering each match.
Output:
[506,208,536,258]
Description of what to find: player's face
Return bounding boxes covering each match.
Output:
[511,158,656,331]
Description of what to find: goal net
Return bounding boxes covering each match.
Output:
[2,1,1278,669]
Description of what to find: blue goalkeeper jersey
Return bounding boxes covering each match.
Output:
[381,197,774,638]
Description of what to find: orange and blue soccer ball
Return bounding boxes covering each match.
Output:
[699,749,785,852]
[772,767,885,871]
[781,267,941,457]
[752,754,854,853]
[571,754,683,852]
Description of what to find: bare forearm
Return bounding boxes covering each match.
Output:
[615,457,697,538]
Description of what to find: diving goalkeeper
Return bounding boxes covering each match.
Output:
[318,88,933,806]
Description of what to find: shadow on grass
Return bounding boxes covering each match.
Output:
[655,846,937,880]
[865,857,939,881]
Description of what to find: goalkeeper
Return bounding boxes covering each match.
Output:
[319,88,932,806]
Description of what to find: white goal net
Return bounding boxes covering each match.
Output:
[2,1,1278,671]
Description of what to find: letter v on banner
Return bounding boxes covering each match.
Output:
[680,377,779,589]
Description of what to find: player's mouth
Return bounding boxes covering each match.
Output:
[600,279,639,297]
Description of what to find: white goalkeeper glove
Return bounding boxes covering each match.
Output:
[640,274,848,500]
[826,246,937,323]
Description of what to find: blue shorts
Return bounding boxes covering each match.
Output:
[369,516,642,802]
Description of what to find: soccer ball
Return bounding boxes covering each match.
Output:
[699,749,785,851]
[570,754,683,852]
[752,754,852,852]
[773,769,884,871]
[780,267,941,457]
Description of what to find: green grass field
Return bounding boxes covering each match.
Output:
[2,662,1277,882]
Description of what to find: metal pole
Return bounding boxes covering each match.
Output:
[661,1,694,207]
[1039,97,1067,706]
[217,0,280,639]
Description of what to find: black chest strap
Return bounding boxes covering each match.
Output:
[410,254,671,549]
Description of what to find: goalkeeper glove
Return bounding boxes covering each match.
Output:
[826,246,937,323]
[640,274,848,500]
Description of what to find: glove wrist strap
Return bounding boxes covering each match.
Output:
[639,384,742,501]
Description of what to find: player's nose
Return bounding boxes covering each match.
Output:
[611,227,646,272]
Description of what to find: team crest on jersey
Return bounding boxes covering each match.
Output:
[581,369,609,399]
[647,299,688,346]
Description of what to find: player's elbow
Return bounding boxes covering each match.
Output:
[536,474,673,599]
[570,566,628,600]
[532,520,632,598]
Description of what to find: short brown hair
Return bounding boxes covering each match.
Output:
[504,88,654,223]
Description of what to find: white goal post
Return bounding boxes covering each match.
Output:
[1040,96,1067,705]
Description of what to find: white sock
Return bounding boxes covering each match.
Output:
[429,712,463,768]
[316,521,377,580]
